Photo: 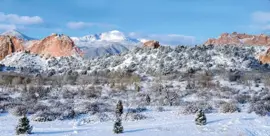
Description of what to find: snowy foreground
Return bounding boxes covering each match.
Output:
[1,108,270,136]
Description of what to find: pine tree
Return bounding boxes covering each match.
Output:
[135,83,141,92]
[113,100,124,134]
[195,109,207,125]
[115,100,123,117]
[113,118,124,134]
[146,95,151,105]
[15,115,33,135]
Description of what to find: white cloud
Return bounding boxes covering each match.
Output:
[251,11,270,24]
[250,11,270,32]
[67,21,116,29]
[0,24,16,31]
[129,32,196,45]
[262,24,270,31]
[0,12,43,25]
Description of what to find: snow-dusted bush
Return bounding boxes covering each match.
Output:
[32,110,60,122]
[126,107,147,113]
[9,105,27,116]
[27,103,49,114]
[11,76,23,85]
[61,89,77,99]
[228,70,242,82]
[124,113,147,121]
[83,86,102,99]
[219,102,240,113]
[78,113,113,124]
[234,94,251,104]
[76,102,111,115]
[59,109,75,120]
[21,86,51,101]
[63,71,79,85]
[249,93,270,116]
[249,101,270,116]
[156,106,165,112]
[179,101,213,115]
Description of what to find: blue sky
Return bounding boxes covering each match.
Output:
[0,0,270,44]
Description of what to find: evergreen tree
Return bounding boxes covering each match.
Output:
[15,115,33,135]
[113,100,124,134]
[115,100,123,117]
[146,95,151,105]
[113,118,124,134]
[135,83,141,92]
[195,109,207,125]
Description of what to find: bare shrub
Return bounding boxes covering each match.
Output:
[12,77,23,85]
[21,86,51,101]
[27,103,49,114]
[196,71,214,88]
[9,105,27,116]
[179,101,213,114]
[228,70,241,82]
[124,113,147,121]
[156,106,165,112]
[249,93,270,116]
[126,107,147,113]
[59,109,76,120]
[249,101,270,116]
[76,102,111,115]
[234,94,250,104]
[32,110,60,122]
[84,86,102,99]
[61,89,77,99]
[219,102,240,113]
[63,72,79,85]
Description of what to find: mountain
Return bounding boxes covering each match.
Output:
[29,33,82,58]
[1,30,35,41]
[72,30,140,43]
[71,30,142,58]
[205,32,270,46]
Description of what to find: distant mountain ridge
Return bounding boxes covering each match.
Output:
[1,30,35,41]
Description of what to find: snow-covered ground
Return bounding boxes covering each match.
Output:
[1,108,270,136]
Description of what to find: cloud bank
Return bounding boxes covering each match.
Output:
[0,12,43,25]
[0,12,43,31]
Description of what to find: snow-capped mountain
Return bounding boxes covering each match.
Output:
[1,30,35,41]
[71,30,142,58]
[72,30,140,43]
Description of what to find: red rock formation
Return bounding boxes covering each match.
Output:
[143,40,160,48]
[29,34,81,57]
[0,36,24,60]
[205,32,270,46]
[259,48,270,64]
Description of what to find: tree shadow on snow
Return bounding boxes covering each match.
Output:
[207,118,231,124]
[33,128,88,135]
[124,128,154,133]
[0,113,8,117]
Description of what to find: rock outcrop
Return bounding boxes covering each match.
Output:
[143,40,160,48]
[0,36,24,60]
[29,34,81,58]
[259,48,270,64]
[205,32,270,46]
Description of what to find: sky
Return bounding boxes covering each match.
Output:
[0,0,270,45]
